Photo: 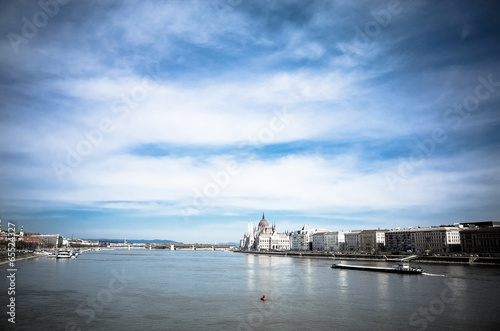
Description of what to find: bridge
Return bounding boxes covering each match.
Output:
[148,243,235,251]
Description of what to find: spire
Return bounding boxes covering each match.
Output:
[262,212,265,220]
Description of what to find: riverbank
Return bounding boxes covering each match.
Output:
[235,250,500,265]
[0,252,38,266]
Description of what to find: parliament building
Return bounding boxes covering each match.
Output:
[240,213,290,251]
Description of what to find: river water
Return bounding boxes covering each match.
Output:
[2,249,500,330]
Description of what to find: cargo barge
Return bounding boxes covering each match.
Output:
[331,262,423,274]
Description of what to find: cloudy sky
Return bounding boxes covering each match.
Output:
[1,0,499,243]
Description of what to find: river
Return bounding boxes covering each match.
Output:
[2,249,500,330]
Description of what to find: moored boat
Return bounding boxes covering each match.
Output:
[56,249,74,259]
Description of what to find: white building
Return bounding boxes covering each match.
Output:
[292,226,308,251]
[411,227,461,254]
[240,214,290,251]
[312,232,327,251]
[324,231,348,252]
[291,225,329,251]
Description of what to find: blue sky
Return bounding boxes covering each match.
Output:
[1,0,499,243]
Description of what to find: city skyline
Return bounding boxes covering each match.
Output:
[1,1,499,243]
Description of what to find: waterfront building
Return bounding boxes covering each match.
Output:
[345,231,361,252]
[24,236,46,247]
[291,229,304,250]
[290,231,300,250]
[37,234,63,248]
[411,227,461,254]
[385,227,461,254]
[290,225,328,251]
[312,232,327,251]
[324,231,348,252]
[359,229,388,253]
[239,215,499,254]
[460,226,500,254]
[270,232,291,250]
[298,228,312,251]
[385,228,414,252]
[240,214,290,251]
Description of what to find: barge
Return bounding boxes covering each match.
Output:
[331,262,423,274]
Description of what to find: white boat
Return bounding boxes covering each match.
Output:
[56,249,74,258]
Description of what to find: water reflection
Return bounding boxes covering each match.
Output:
[375,274,389,310]
[338,269,348,295]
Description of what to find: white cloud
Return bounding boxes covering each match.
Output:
[2,0,499,242]
[7,147,493,224]
[28,66,429,158]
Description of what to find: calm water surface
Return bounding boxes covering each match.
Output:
[2,249,500,330]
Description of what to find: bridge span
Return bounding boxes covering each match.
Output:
[148,243,235,251]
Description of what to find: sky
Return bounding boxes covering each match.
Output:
[1,0,499,243]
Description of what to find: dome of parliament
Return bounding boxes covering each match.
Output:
[258,219,269,228]
[258,213,269,228]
